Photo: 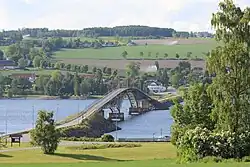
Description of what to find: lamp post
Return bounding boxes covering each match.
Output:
[153,133,155,142]
[5,109,7,135]
[56,104,59,121]
[32,105,35,129]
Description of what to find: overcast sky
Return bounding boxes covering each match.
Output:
[0,0,249,31]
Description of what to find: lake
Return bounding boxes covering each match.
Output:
[0,99,173,138]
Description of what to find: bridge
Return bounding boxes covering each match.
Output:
[57,87,171,129]
[4,88,173,137]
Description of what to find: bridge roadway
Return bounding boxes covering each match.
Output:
[57,88,128,129]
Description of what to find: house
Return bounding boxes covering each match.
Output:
[0,60,16,69]
[79,73,95,79]
[10,73,37,82]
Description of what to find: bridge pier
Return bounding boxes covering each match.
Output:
[129,100,151,115]
[108,112,125,122]
[108,107,125,122]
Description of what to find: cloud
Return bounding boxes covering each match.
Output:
[1,0,250,32]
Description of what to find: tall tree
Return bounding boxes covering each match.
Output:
[140,52,144,59]
[0,50,4,60]
[30,110,60,154]
[207,0,250,133]
[121,51,128,59]
[154,61,160,71]
[73,73,80,96]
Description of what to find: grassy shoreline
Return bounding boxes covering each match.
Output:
[0,95,103,100]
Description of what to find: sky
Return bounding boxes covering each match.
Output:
[0,0,249,32]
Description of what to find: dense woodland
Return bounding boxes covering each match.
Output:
[0,25,213,41]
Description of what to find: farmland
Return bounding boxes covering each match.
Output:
[54,38,217,60]
[53,38,213,70]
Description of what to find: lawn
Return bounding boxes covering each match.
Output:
[0,143,250,167]
[0,143,176,163]
[54,43,217,60]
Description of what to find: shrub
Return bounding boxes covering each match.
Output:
[61,137,102,142]
[176,127,250,162]
[101,134,114,142]
[67,143,141,150]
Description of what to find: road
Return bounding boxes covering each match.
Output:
[57,88,127,129]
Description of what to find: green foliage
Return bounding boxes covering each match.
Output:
[66,143,141,150]
[30,110,60,154]
[61,137,102,142]
[0,50,4,60]
[101,134,114,142]
[177,127,250,162]
[171,0,250,162]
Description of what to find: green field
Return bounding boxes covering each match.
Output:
[54,44,216,60]
[0,69,90,77]
[1,143,249,167]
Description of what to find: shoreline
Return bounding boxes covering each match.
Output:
[0,95,104,100]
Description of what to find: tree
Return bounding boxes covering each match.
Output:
[66,64,71,71]
[126,62,140,78]
[207,0,250,133]
[18,58,27,69]
[156,52,159,59]
[0,50,4,60]
[121,51,128,59]
[55,62,61,70]
[154,61,160,71]
[164,53,168,59]
[73,73,80,96]
[175,53,180,59]
[106,68,112,75]
[157,68,169,87]
[171,73,181,88]
[92,67,97,74]
[186,52,192,59]
[33,56,42,68]
[148,52,152,57]
[170,0,250,161]
[140,52,144,59]
[30,110,60,154]
[11,78,19,96]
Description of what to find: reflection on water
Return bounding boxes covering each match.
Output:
[0,99,173,138]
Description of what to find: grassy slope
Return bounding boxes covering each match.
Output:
[54,43,217,60]
[1,143,250,167]
[0,143,176,163]
[4,160,250,167]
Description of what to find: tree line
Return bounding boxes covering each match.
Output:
[0,60,204,98]
[0,25,214,41]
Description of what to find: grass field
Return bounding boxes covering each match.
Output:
[0,69,90,77]
[54,38,215,70]
[1,143,250,167]
[54,43,216,60]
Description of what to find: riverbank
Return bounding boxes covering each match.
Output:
[0,95,104,100]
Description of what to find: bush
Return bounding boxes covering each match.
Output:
[61,137,102,142]
[101,134,114,142]
[66,143,141,150]
[176,127,250,162]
